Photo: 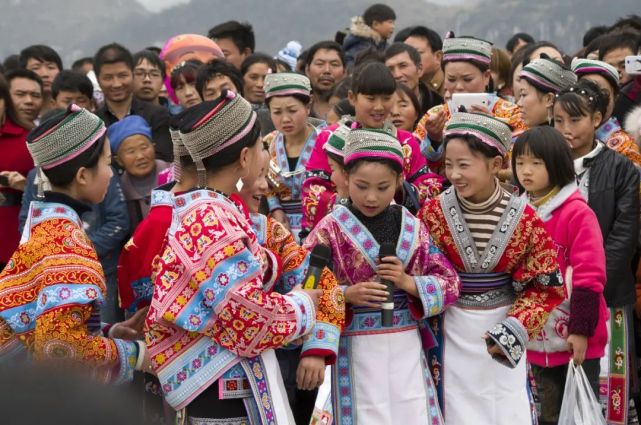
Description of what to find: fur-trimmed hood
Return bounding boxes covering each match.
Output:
[624,105,641,147]
[348,16,383,43]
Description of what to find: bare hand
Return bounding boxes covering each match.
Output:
[141,346,155,375]
[344,281,389,308]
[291,284,322,307]
[377,256,416,296]
[0,171,27,191]
[469,105,492,115]
[425,110,446,142]
[271,209,291,232]
[567,334,588,365]
[483,334,505,358]
[111,307,149,340]
[296,356,326,390]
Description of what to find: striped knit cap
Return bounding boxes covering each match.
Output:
[323,122,351,159]
[179,91,257,186]
[27,104,106,170]
[445,112,512,156]
[520,58,577,93]
[344,128,403,168]
[571,57,619,88]
[442,35,493,67]
[264,72,312,99]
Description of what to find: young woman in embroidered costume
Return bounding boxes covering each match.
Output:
[263,72,324,242]
[553,80,640,425]
[144,91,322,424]
[418,112,565,425]
[304,127,460,425]
[302,61,442,238]
[0,104,151,383]
[413,35,528,172]
[238,149,345,424]
[512,126,608,425]
[516,57,577,128]
[571,58,641,168]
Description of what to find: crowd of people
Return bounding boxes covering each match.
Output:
[1,3,641,424]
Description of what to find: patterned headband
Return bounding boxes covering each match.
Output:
[344,128,404,167]
[571,58,620,88]
[265,72,311,99]
[27,104,106,170]
[442,36,493,66]
[520,58,577,94]
[445,112,512,156]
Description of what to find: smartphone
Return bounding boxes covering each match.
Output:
[625,56,641,75]
[0,174,9,187]
[450,93,497,112]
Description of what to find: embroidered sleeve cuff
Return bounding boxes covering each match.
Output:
[411,276,445,320]
[420,137,444,162]
[569,287,601,337]
[536,269,564,287]
[285,291,317,341]
[301,321,340,365]
[486,317,528,368]
[261,247,282,293]
[267,196,282,212]
[112,338,138,384]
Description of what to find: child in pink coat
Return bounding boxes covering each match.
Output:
[512,126,608,425]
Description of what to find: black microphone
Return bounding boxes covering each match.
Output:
[302,244,331,290]
[378,243,396,327]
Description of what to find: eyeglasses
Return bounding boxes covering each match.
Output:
[133,69,163,80]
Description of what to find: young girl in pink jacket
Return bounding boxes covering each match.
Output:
[512,126,608,425]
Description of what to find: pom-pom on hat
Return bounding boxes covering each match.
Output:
[444,112,512,156]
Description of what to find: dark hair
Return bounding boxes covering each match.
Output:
[305,41,346,68]
[394,83,421,129]
[444,133,502,159]
[3,54,21,73]
[609,14,641,34]
[332,98,355,118]
[274,58,292,72]
[491,48,512,90]
[505,33,534,54]
[511,127,575,191]
[0,73,19,124]
[196,60,244,98]
[362,4,396,27]
[354,48,384,67]
[133,49,167,79]
[351,61,396,96]
[6,68,44,92]
[27,110,106,187]
[583,34,607,59]
[406,26,443,52]
[384,43,421,67]
[345,157,402,175]
[19,45,63,71]
[207,21,255,53]
[240,53,276,77]
[598,31,638,61]
[521,41,563,62]
[144,46,162,56]
[325,150,345,166]
[94,43,134,77]
[330,77,352,100]
[554,79,608,120]
[582,26,609,47]
[393,26,414,43]
[71,57,93,73]
[170,60,202,90]
[51,71,94,100]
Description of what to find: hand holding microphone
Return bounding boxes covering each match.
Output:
[378,243,397,327]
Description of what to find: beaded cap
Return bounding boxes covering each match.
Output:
[344,128,404,167]
[520,58,577,93]
[264,72,312,99]
[27,104,106,170]
[442,36,493,66]
[571,57,620,88]
[445,112,512,155]
[323,122,351,159]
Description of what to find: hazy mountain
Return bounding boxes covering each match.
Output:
[1,0,638,65]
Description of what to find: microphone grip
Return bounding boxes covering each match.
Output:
[380,278,394,327]
[302,266,322,290]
